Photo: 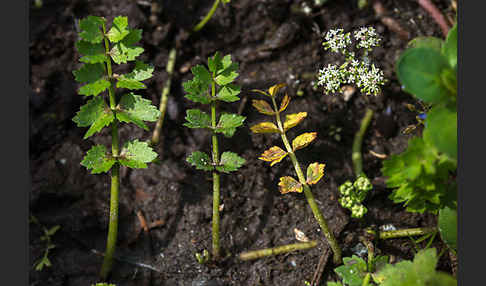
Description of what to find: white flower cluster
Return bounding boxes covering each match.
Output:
[318,26,386,96]
[322,28,351,53]
[354,26,380,51]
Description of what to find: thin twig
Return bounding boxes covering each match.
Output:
[352,108,373,177]
[239,241,318,261]
[417,0,450,37]
[310,246,330,286]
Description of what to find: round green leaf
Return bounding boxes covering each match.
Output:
[442,23,457,69]
[407,36,443,52]
[396,48,451,103]
[423,106,457,160]
[438,206,457,253]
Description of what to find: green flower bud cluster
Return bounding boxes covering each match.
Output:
[338,175,372,218]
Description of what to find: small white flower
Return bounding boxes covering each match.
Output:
[354,26,380,50]
[323,28,351,53]
[317,64,343,94]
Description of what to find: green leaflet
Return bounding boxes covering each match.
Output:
[214,55,239,86]
[107,16,130,43]
[216,84,241,102]
[81,145,116,174]
[73,63,110,96]
[117,61,154,90]
[215,113,245,137]
[117,93,160,130]
[78,15,104,44]
[72,96,114,139]
[438,206,457,253]
[423,105,457,161]
[374,248,456,286]
[119,140,157,169]
[75,40,107,64]
[442,23,457,70]
[187,151,214,171]
[334,255,368,286]
[110,29,144,64]
[183,109,211,129]
[216,152,245,173]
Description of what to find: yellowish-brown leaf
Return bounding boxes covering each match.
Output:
[259,146,288,166]
[284,112,307,131]
[268,83,286,97]
[251,89,270,97]
[292,132,317,151]
[306,162,325,185]
[278,176,303,194]
[250,122,280,133]
[279,94,290,112]
[252,99,275,115]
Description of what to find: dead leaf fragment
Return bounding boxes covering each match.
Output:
[279,94,290,112]
[294,228,310,242]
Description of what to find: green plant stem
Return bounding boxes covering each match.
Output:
[352,108,373,177]
[193,0,221,32]
[366,227,437,240]
[100,20,120,280]
[151,47,177,146]
[270,96,342,265]
[362,273,371,286]
[239,241,318,261]
[360,237,375,272]
[210,79,221,260]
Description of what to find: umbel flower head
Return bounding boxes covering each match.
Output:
[318,26,386,96]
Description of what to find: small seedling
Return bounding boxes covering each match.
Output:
[183,52,246,260]
[73,15,160,279]
[317,27,386,96]
[338,175,372,218]
[250,83,342,265]
[30,215,60,271]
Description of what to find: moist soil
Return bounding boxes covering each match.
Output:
[29,0,457,285]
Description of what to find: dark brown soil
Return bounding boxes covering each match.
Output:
[29,0,457,285]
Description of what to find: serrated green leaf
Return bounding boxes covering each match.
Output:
[442,23,457,69]
[438,206,457,253]
[84,109,114,139]
[183,109,211,129]
[187,151,214,171]
[397,48,452,103]
[117,61,154,90]
[217,84,241,102]
[81,145,116,174]
[407,37,443,52]
[334,255,368,286]
[119,140,157,169]
[72,96,114,138]
[73,63,105,83]
[75,40,107,64]
[79,79,111,96]
[107,16,130,43]
[376,248,456,286]
[191,65,212,86]
[215,113,245,137]
[278,176,302,194]
[117,93,160,130]
[78,16,104,43]
[208,52,223,73]
[183,77,211,104]
[216,152,245,173]
[214,54,239,85]
[423,106,457,161]
[110,30,144,64]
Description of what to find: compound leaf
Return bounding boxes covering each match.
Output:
[442,23,457,69]
[107,16,130,43]
[279,94,290,112]
[187,151,214,171]
[258,146,287,166]
[438,206,457,253]
[75,40,107,64]
[306,162,325,185]
[117,93,160,130]
[183,109,211,129]
[119,140,157,169]
[397,48,451,103]
[117,61,154,90]
[216,152,245,173]
[334,255,368,286]
[268,83,286,97]
[252,99,275,115]
[81,144,116,174]
[284,112,307,131]
[78,16,104,44]
[278,176,303,194]
[292,132,317,151]
[250,122,280,133]
[215,113,245,137]
[423,106,457,161]
[217,84,241,102]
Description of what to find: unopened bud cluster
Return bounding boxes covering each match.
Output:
[338,175,372,218]
[318,26,386,96]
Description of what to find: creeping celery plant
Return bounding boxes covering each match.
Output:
[183,52,246,260]
[73,15,160,279]
[318,27,386,96]
[250,83,342,264]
